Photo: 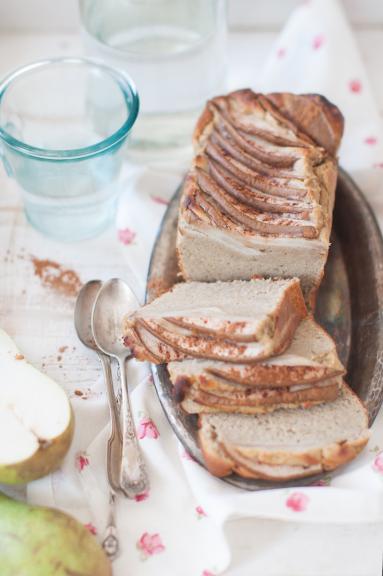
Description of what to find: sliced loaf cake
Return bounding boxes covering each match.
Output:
[198,382,370,480]
[124,278,307,363]
[168,316,345,414]
[176,89,344,307]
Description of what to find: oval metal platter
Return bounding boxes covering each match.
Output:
[146,168,383,490]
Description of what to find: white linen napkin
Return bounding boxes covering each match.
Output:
[28,1,383,574]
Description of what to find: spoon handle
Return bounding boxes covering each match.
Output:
[99,352,123,493]
[102,491,119,561]
[118,357,149,498]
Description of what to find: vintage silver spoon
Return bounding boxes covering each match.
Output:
[74,280,121,559]
[92,278,149,498]
[75,280,123,493]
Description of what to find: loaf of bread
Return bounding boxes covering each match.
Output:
[124,89,369,481]
[124,278,307,363]
[198,382,370,480]
[176,90,344,307]
[168,316,345,414]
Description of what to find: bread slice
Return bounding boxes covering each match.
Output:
[167,316,344,414]
[168,316,344,389]
[176,89,344,307]
[124,278,307,363]
[198,382,370,480]
[180,377,340,415]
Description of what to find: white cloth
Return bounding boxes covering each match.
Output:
[27,1,383,575]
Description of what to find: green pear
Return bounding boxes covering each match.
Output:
[0,329,74,483]
[0,492,112,576]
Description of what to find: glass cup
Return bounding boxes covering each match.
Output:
[79,0,227,152]
[0,57,139,241]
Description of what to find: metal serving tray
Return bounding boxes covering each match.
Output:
[146,169,383,490]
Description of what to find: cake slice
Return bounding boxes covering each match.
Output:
[168,316,345,414]
[198,382,370,480]
[177,89,344,307]
[168,316,344,388]
[180,377,341,415]
[124,278,307,363]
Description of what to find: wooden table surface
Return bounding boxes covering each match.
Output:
[0,27,382,576]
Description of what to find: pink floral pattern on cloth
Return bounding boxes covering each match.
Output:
[349,79,362,93]
[137,532,165,559]
[285,492,309,512]
[118,228,136,245]
[276,47,286,59]
[196,505,207,518]
[312,34,325,50]
[75,451,90,472]
[151,195,170,206]
[202,571,215,576]
[135,490,150,502]
[372,452,383,473]
[364,136,378,145]
[84,522,97,535]
[138,417,160,439]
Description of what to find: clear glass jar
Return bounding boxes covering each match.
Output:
[0,58,139,241]
[79,0,227,152]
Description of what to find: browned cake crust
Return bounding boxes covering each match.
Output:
[177,89,344,307]
[266,93,344,156]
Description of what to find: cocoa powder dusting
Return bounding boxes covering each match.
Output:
[59,346,68,354]
[31,257,82,298]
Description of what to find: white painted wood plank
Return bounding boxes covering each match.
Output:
[1,0,383,32]
[0,0,80,32]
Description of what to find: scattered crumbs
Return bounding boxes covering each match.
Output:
[71,387,93,400]
[15,353,24,360]
[72,346,76,351]
[21,289,26,295]
[31,256,82,298]
[59,345,68,354]
[59,364,63,369]
[41,363,46,369]
[57,355,62,362]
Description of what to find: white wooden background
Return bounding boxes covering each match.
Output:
[0,0,383,31]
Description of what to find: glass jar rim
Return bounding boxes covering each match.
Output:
[0,57,139,160]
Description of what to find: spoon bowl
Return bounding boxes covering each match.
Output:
[74,280,103,349]
[92,278,139,357]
